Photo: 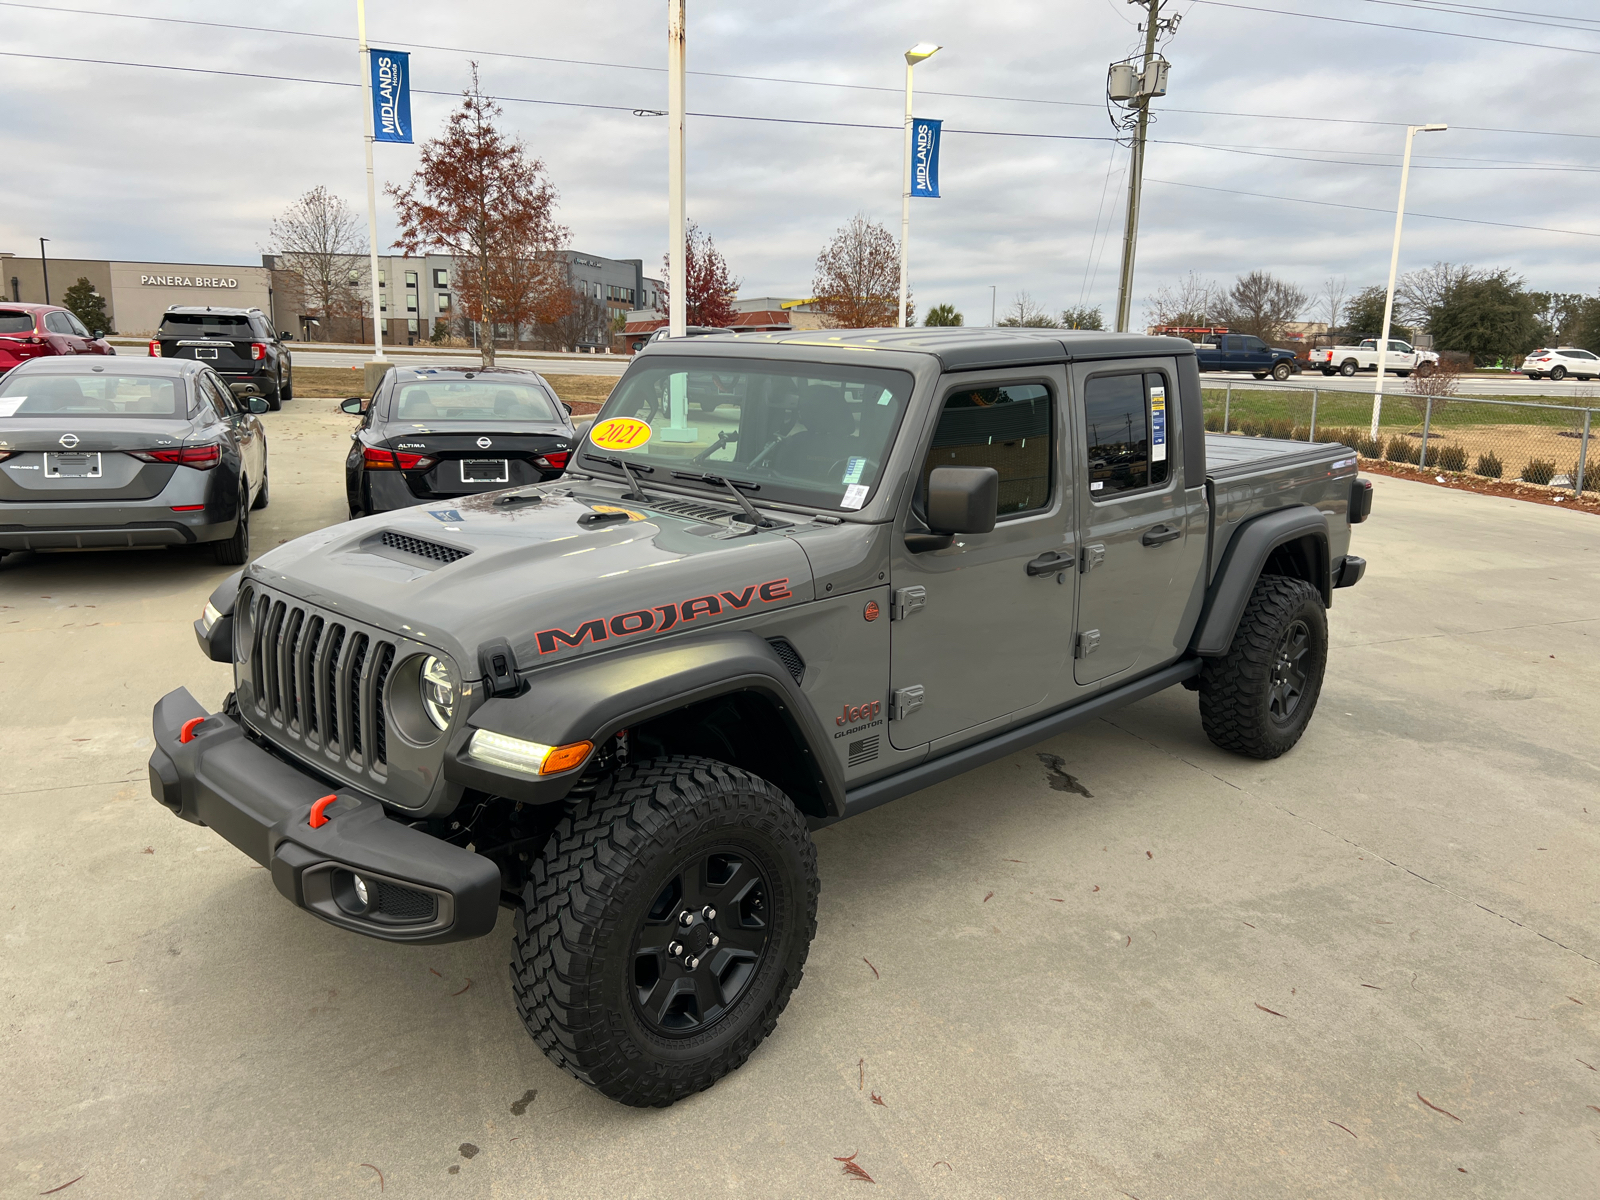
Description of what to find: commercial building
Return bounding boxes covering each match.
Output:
[2,252,273,337]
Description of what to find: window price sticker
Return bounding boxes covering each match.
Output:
[1150,384,1167,463]
[841,483,870,510]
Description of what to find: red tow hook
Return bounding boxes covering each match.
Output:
[307,794,339,829]
[178,717,207,744]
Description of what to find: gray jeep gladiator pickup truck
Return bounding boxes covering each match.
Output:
[149,328,1371,1107]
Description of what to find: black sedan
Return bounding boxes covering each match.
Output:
[0,357,269,565]
[343,366,576,517]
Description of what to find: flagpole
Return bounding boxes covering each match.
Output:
[357,0,386,386]
[897,44,940,330]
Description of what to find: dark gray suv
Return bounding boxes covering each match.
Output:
[152,307,293,410]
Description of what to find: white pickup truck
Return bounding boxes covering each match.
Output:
[1309,338,1439,379]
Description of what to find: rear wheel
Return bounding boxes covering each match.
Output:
[511,756,818,1107]
[1198,574,1327,760]
[264,378,282,412]
[250,465,270,510]
[1339,360,1358,377]
[278,368,293,402]
[213,484,250,565]
[1252,372,1267,380]
[1396,370,1411,379]
[1551,365,1567,381]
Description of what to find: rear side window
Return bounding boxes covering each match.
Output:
[922,382,1053,517]
[1083,372,1171,499]
[0,310,35,334]
[44,312,75,334]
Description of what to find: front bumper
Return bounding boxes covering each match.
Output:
[148,687,501,944]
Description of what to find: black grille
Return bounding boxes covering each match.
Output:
[376,881,437,921]
[372,644,395,765]
[646,497,737,523]
[765,637,805,684]
[323,625,345,746]
[847,734,880,767]
[381,530,470,564]
[347,635,369,758]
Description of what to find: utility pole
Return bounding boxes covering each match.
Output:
[39,238,50,305]
[1111,0,1175,334]
[667,0,687,340]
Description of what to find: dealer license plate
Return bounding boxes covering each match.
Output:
[194,347,218,359]
[45,452,102,479]
[461,459,509,483]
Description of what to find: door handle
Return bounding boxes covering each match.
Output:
[1026,550,1073,577]
[1141,524,1181,547]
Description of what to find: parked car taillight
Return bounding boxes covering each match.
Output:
[148,340,161,357]
[363,447,436,471]
[250,342,267,361]
[129,444,220,470]
[534,451,570,470]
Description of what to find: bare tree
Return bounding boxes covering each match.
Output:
[267,186,367,342]
[997,291,1060,327]
[1217,271,1308,343]
[1144,272,1224,329]
[533,280,607,352]
[1396,262,1475,330]
[811,213,906,328]
[1320,276,1348,332]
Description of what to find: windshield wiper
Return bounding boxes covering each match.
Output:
[583,452,655,501]
[670,471,777,527]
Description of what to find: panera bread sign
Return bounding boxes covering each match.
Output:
[141,273,239,288]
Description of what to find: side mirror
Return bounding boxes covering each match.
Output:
[908,467,999,553]
[229,382,264,400]
[562,401,573,414]
[340,397,366,415]
[280,332,294,340]
[92,330,105,338]
[247,397,270,415]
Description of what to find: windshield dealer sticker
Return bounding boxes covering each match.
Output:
[1150,385,1167,463]
[589,416,653,452]
[841,456,866,485]
[841,484,870,510]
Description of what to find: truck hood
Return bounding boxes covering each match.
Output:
[244,481,817,678]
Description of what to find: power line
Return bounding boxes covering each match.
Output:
[1186,0,1600,56]
[1152,139,1600,173]
[1146,177,1600,237]
[1416,0,1600,22]
[1359,0,1600,34]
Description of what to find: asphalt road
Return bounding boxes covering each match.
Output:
[108,339,632,377]
[1202,369,1600,402]
[2,399,1597,1198]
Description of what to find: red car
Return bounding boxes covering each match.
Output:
[0,302,115,374]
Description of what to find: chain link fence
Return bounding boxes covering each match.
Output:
[1202,381,1597,498]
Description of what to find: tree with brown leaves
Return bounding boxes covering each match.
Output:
[659,222,738,328]
[812,214,907,329]
[388,65,569,366]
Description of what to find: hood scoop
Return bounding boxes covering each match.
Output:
[643,496,742,523]
[377,530,471,566]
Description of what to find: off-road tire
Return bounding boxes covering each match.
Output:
[250,465,270,510]
[511,756,819,1107]
[213,485,250,565]
[1198,574,1327,759]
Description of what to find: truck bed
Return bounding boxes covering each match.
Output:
[1203,433,1357,585]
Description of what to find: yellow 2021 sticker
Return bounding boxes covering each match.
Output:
[589,416,653,452]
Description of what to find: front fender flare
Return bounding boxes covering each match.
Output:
[443,630,844,815]
[1191,505,1330,657]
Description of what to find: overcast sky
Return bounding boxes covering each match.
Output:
[5,0,1599,326]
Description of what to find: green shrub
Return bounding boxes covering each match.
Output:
[1434,444,1467,472]
[1385,436,1419,464]
[1474,452,1503,478]
[1522,459,1556,485]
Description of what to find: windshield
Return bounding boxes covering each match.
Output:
[389,379,559,423]
[0,372,185,417]
[159,313,252,337]
[0,311,35,335]
[583,356,915,510]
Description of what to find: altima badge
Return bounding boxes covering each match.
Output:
[477,437,493,449]
[59,433,80,448]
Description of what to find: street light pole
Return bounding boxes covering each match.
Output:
[356,0,387,387]
[990,284,996,327]
[1371,122,1447,439]
[898,43,940,329]
[39,238,50,305]
[668,0,687,339]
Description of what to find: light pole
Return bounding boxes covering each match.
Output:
[990,284,996,327]
[898,42,940,329]
[39,238,50,305]
[667,0,687,340]
[356,0,388,388]
[1371,122,1447,439]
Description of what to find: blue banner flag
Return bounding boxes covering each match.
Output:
[910,117,942,198]
[369,48,412,144]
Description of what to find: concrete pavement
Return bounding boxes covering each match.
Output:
[2,400,1597,1198]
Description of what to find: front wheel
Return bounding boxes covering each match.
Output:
[1271,361,1292,382]
[1198,574,1327,759]
[511,757,819,1107]
[1414,361,1435,378]
[1321,368,1337,376]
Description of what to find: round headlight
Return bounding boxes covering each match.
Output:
[419,656,456,730]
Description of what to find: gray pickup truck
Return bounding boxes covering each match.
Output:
[149,328,1371,1107]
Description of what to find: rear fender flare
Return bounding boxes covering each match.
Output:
[445,630,844,817]
[1192,506,1330,657]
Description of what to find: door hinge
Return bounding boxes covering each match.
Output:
[891,684,925,720]
[890,586,927,621]
[1080,543,1106,573]
[1075,630,1101,658]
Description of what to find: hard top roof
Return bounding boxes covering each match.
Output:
[637,326,1197,371]
[161,306,263,316]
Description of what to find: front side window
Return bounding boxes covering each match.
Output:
[0,372,183,417]
[1244,336,1267,352]
[1390,341,1411,353]
[200,373,232,419]
[1084,372,1171,499]
[64,312,91,337]
[921,382,1052,517]
[588,357,914,511]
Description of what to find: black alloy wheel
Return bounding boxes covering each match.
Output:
[1267,618,1312,725]
[631,847,772,1036]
